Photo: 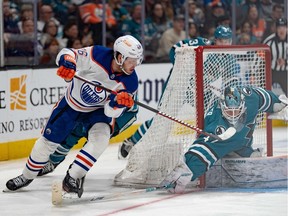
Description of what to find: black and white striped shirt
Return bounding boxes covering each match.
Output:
[263,33,288,72]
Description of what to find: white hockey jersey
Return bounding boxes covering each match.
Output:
[55,45,139,117]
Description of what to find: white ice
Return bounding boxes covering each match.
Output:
[1,127,287,216]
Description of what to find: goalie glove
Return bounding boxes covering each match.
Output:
[109,91,134,109]
[269,94,288,121]
[160,159,193,194]
[57,55,76,81]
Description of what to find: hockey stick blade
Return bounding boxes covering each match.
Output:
[73,75,231,141]
[52,180,171,206]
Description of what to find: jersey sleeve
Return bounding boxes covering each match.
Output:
[56,47,93,72]
[249,87,281,113]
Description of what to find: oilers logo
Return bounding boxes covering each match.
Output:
[80,81,106,105]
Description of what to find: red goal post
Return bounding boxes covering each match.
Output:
[114,45,272,188]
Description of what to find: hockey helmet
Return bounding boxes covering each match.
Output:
[169,37,211,64]
[214,25,232,45]
[113,35,143,72]
[220,86,246,125]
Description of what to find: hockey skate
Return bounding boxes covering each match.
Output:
[38,160,58,176]
[118,138,134,159]
[62,171,85,198]
[6,174,33,191]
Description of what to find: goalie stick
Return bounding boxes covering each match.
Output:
[52,180,174,206]
[74,74,236,141]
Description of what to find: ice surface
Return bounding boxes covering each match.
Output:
[0,128,287,216]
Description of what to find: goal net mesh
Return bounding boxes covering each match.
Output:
[114,45,271,188]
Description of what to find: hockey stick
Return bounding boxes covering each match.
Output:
[52,180,172,206]
[74,74,236,141]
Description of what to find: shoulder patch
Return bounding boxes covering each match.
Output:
[242,87,252,96]
[215,126,227,135]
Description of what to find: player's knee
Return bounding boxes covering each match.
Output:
[31,136,59,160]
[184,152,208,181]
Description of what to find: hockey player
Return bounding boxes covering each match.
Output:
[213,25,233,45]
[37,100,139,176]
[204,25,240,86]
[6,35,144,198]
[161,86,288,193]
[119,37,212,158]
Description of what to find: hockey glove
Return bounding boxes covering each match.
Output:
[109,91,134,109]
[57,55,76,81]
[160,159,193,194]
[269,94,288,121]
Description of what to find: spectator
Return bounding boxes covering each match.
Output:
[204,2,226,29]
[120,1,142,41]
[258,0,273,20]
[216,14,231,27]
[67,38,83,49]
[237,32,253,44]
[263,18,287,95]
[145,0,156,17]
[38,4,61,34]
[186,0,205,27]
[144,2,172,59]
[41,0,77,25]
[40,37,60,65]
[203,24,216,41]
[244,4,266,43]
[17,4,36,33]
[237,21,257,44]
[236,0,260,27]
[108,0,130,23]
[59,21,79,48]
[3,0,20,34]
[40,19,61,49]
[78,0,117,45]
[160,0,174,21]
[5,18,42,57]
[263,4,284,38]
[156,14,186,61]
[80,24,94,47]
[188,20,200,38]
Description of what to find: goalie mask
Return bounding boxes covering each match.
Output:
[113,35,143,75]
[220,87,246,125]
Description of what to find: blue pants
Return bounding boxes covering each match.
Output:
[43,97,112,143]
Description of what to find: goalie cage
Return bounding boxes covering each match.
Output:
[114,45,272,188]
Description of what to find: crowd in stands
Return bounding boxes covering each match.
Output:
[2,0,286,66]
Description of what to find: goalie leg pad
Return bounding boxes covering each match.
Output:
[161,160,193,194]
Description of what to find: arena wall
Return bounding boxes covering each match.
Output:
[0,63,284,161]
[0,64,171,161]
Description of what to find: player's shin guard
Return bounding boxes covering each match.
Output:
[23,136,60,179]
[65,123,110,196]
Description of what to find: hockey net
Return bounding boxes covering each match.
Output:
[114,45,272,188]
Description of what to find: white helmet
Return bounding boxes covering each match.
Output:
[113,35,143,73]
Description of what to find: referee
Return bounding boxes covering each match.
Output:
[263,18,287,95]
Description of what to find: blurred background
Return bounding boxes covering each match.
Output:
[0,0,287,67]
